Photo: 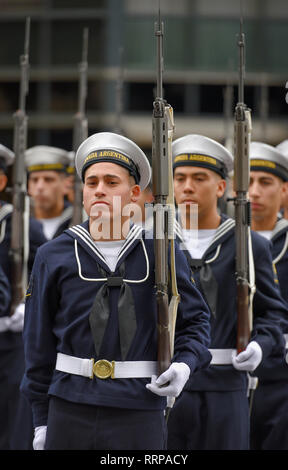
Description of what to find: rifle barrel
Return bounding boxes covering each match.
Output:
[233,9,252,353]
[10,18,31,314]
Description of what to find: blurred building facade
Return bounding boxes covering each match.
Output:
[0,0,287,157]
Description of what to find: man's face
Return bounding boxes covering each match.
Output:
[83,162,140,238]
[0,171,7,193]
[281,181,288,211]
[28,170,66,212]
[173,166,225,219]
[249,171,285,222]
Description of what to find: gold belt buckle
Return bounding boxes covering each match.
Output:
[91,359,115,379]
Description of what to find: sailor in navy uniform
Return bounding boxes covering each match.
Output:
[0,144,46,449]
[21,132,212,450]
[166,134,287,450]
[276,140,288,220]
[0,262,14,450]
[248,142,288,450]
[25,145,73,241]
[0,147,46,281]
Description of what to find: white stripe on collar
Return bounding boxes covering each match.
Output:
[174,219,184,241]
[117,224,143,263]
[210,218,235,246]
[272,218,288,240]
[59,205,73,225]
[273,232,288,264]
[271,218,288,264]
[74,238,150,283]
[0,219,7,244]
[174,217,235,247]
[69,223,144,268]
[0,203,13,222]
[69,225,107,264]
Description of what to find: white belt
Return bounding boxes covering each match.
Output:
[284,334,288,349]
[55,352,158,380]
[209,348,236,365]
[0,316,10,333]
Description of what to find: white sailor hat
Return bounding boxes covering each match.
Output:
[0,144,14,173]
[172,134,233,178]
[250,141,288,182]
[25,145,70,173]
[276,139,288,158]
[75,132,151,190]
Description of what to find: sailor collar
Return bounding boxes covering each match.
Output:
[57,204,73,227]
[271,217,288,241]
[270,217,288,265]
[0,202,13,223]
[66,219,146,275]
[0,203,13,244]
[174,213,235,261]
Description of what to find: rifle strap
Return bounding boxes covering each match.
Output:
[248,227,256,332]
[23,194,30,289]
[168,236,181,354]
[166,105,180,356]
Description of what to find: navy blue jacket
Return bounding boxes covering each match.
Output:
[21,221,212,427]
[0,201,47,282]
[254,217,288,382]
[0,201,47,350]
[272,218,288,304]
[175,215,287,392]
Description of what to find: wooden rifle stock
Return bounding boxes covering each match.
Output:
[156,291,171,375]
[236,283,250,353]
[153,204,171,375]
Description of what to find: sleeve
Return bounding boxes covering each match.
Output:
[251,233,288,360]
[172,242,212,373]
[20,248,59,427]
[28,218,47,276]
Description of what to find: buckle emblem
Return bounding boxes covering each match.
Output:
[92,359,115,379]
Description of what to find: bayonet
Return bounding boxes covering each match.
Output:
[72,27,89,225]
[114,46,124,134]
[10,17,31,314]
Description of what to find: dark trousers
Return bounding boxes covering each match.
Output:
[167,390,250,450]
[45,396,167,450]
[250,380,288,450]
[0,344,33,450]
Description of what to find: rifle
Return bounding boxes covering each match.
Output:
[152,6,180,378]
[72,27,89,226]
[233,13,253,353]
[10,17,30,315]
[114,46,124,135]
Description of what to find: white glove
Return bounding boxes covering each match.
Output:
[33,426,47,450]
[232,341,263,372]
[8,303,25,332]
[146,362,190,398]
